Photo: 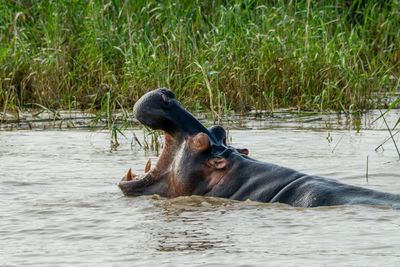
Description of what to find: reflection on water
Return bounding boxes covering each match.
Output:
[1,110,400,266]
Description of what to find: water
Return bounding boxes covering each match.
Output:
[1,110,400,266]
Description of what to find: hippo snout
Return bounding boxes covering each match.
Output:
[133,88,212,139]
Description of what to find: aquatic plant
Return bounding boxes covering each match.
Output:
[375,97,400,159]
[0,0,399,116]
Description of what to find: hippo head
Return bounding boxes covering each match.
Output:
[118,88,248,197]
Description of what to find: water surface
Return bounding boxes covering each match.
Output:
[1,111,400,266]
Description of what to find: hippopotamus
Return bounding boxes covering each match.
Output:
[118,88,400,208]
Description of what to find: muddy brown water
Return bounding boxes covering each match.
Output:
[1,110,400,266]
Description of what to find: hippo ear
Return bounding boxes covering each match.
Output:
[188,132,211,152]
[236,148,249,155]
[208,157,227,169]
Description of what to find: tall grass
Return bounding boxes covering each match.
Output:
[1,0,400,115]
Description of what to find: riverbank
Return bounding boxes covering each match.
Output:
[1,108,399,133]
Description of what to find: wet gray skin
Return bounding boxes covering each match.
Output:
[119,88,400,208]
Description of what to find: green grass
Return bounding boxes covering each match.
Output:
[1,0,400,116]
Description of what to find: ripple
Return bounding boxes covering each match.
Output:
[2,126,400,266]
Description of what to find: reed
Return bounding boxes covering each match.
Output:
[1,0,399,116]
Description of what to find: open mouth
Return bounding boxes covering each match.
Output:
[118,131,179,186]
[118,88,212,193]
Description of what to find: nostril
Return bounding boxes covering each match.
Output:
[162,88,175,99]
[162,94,168,103]
[161,94,171,107]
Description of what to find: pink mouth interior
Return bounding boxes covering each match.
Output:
[122,131,180,183]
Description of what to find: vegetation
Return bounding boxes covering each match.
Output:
[1,0,400,117]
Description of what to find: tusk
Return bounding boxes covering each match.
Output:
[145,158,151,173]
[126,168,136,181]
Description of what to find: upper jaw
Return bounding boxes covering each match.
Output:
[133,88,177,133]
[133,88,215,142]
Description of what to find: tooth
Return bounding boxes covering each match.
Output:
[126,168,136,181]
[145,158,151,173]
[126,168,132,181]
